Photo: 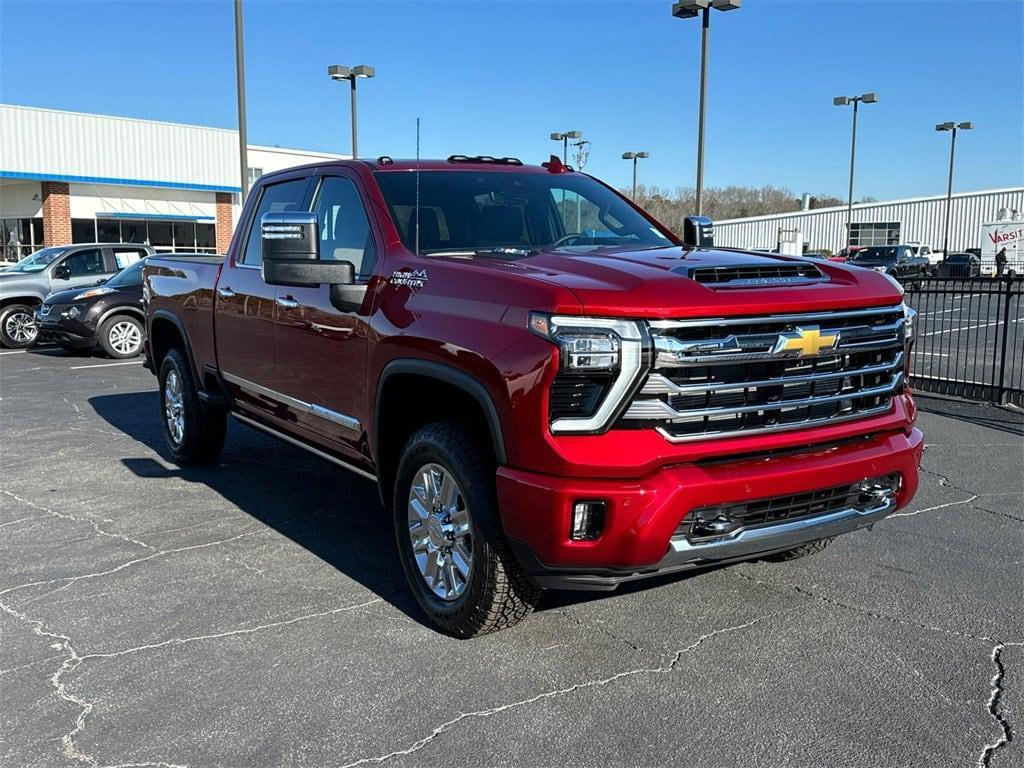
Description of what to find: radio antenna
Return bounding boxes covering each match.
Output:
[415,117,421,256]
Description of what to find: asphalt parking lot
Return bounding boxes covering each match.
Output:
[1,347,1021,768]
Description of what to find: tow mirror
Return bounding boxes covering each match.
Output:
[260,211,366,312]
[683,215,714,248]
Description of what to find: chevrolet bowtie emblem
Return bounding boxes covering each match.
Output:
[775,325,839,357]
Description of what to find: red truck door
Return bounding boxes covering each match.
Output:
[272,173,376,459]
[216,176,312,420]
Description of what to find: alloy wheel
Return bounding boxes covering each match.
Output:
[407,463,473,601]
[109,320,142,355]
[5,311,37,345]
[163,370,185,445]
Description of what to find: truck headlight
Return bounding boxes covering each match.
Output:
[529,313,647,433]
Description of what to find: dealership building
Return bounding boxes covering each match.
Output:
[0,104,344,262]
[714,187,1024,255]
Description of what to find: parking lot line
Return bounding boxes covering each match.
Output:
[69,360,145,370]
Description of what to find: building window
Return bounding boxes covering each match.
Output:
[1,217,45,262]
[72,219,96,243]
[248,167,264,187]
[97,219,120,242]
[172,221,196,251]
[196,222,216,250]
[849,222,900,247]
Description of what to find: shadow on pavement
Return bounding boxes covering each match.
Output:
[914,393,1024,437]
[90,390,694,629]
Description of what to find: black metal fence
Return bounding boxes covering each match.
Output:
[904,276,1023,406]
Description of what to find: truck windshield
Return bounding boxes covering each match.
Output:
[9,247,66,273]
[850,247,898,263]
[373,170,674,255]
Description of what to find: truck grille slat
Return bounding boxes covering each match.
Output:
[620,305,906,443]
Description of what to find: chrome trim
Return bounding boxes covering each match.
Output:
[233,412,377,481]
[654,402,894,443]
[648,304,905,331]
[217,286,236,298]
[547,316,645,434]
[222,372,361,432]
[640,353,904,396]
[275,296,299,309]
[651,319,903,367]
[669,493,897,562]
[625,372,901,421]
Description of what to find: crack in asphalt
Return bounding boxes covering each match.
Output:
[979,643,1013,768]
[1,489,157,553]
[731,570,1015,646]
[888,493,980,519]
[337,608,798,768]
[917,466,1024,523]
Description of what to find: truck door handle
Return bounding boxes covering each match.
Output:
[217,286,236,298]
[276,296,299,309]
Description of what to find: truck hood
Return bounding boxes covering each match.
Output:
[0,271,43,293]
[463,245,905,317]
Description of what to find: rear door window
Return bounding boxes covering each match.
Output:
[240,178,309,267]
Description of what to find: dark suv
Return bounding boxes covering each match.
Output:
[848,245,930,283]
[36,257,150,357]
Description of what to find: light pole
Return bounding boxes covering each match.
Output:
[328,64,375,158]
[936,121,973,260]
[233,0,249,202]
[672,0,740,216]
[622,151,650,201]
[833,92,878,251]
[550,131,582,165]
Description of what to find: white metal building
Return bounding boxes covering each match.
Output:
[0,104,345,261]
[714,187,1024,255]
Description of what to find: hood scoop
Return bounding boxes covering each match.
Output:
[676,262,827,288]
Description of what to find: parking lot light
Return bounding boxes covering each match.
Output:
[672,0,740,215]
[328,64,375,158]
[936,120,973,260]
[834,92,879,250]
[550,131,583,165]
[622,151,650,201]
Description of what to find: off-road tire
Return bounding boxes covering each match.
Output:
[158,347,226,465]
[394,422,540,638]
[766,537,834,562]
[0,303,38,348]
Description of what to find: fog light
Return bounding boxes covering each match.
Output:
[570,500,605,541]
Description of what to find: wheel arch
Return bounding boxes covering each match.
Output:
[148,309,201,384]
[374,359,509,507]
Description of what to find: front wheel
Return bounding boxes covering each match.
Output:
[394,422,540,637]
[0,304,38,348]
[99,315,144,358]
[158,347,226,465]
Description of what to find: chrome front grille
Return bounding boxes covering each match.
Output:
[619,304,906,442]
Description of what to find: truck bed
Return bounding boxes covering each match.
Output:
[143,254,225,379]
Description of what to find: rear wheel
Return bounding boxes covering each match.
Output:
[394,422,540,637]
[158,347,226,465]
[99,315,144,358]
[0,304,38,348]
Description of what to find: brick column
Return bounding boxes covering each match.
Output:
[41,181,71,246]
[215,192,235,254]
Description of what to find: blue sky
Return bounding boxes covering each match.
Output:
[1,0,1021,200]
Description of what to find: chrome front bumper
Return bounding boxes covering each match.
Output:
[668,492,897,564]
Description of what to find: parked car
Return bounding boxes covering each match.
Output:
[847,245,931,283]
[936,252,982,278]
[35,257,150,357]
[143,156,922,637]
[905,242,943,267]
[0,243,153,348]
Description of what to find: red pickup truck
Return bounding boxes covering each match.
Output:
[143,155,922,637]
